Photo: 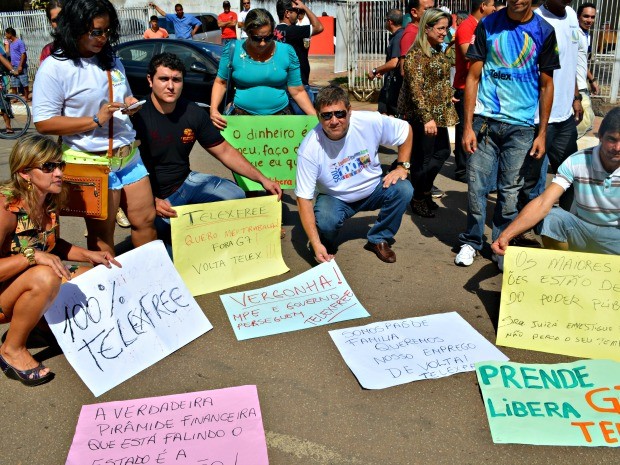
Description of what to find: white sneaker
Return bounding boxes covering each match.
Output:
[455,244,476,266]
[492,253,504,272]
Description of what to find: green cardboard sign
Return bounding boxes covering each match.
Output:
[221,115,318,191]
[475,359,620,447]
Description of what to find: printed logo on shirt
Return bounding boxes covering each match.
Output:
[181,128,195,144]
[111,69,126,86]
[330,151,371,183]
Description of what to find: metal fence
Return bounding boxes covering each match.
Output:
[0,7,150,83]
[345,0,619,103]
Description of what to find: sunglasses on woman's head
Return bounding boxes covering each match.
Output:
[249,33,274,43]
[31,161,66,173]
[89,28,111,39]
[320,110,348,121]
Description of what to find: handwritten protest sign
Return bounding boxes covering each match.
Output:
[171,196,288,296]
[45,241,212,397]
[65,385,269,465]
[220,260,369,340]
[496,247,620,361]
[221,115,317,190]
[329,312,508,389]
[476,359,620,447]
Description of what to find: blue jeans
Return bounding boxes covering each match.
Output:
[520,116,577,210]
[459,117,534,250]
[156,171,245,257]
[314,179,413,254]
[289,84,317,115]
[539,207,620,254]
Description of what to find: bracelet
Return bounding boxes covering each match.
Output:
[93,114,103,128]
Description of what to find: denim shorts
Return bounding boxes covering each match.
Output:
[108,149,149,190]
[10,73,29,88]
[539,207,620,255]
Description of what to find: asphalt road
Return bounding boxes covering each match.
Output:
[0,99,615,464]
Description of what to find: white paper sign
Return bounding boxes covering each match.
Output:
[45,241,212,397]
[329,312,509,389]
[220,261,370,340]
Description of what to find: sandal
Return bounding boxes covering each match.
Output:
[2,129,15,134]
[0,353,54,386]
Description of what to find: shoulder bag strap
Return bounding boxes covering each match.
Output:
[107,69,114,158]
[224,40,236,109]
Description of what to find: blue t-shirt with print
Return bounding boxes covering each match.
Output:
[467,9,559,126]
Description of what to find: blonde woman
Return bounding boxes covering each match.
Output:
[398,8,458,218]
[0,135,119,386]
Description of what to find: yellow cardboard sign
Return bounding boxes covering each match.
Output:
[171,196,289,296]
[497,247,620,361]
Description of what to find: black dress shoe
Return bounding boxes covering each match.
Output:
[364,241,396,263]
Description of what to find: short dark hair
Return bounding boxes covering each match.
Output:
[5,27,16,37]
[598,107,620,138]
[46,0,63,22]
[51,0,119,70]
[406,0,426,13]
[577,2,596,17]
[223,1,231,6]
[456,9,469,20]
[314,85,350,113]
[386,9,403,26]
[276,0,294,21]
[471,0,487,12]
[174,3,183,9]
[150,15,158,21]
[148,52,186,78]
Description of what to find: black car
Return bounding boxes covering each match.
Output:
[115,38,226,107]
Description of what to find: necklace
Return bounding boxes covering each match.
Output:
[246,42,275,62]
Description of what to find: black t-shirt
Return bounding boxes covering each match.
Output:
[274,23,312,85]
[132,97,224,199]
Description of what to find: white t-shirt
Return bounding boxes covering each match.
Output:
[576,28,589,90]
[33,55,136,152]
[238,8,251,38]
[535,5,580,123]
[295,111,410,203]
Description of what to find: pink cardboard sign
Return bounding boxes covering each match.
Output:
[66,385,269,465]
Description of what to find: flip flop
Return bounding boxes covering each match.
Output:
[2,129,15,134]
[0,353,54,386]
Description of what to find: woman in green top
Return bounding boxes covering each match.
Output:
[210,8,315,129]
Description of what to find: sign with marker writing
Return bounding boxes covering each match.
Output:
[221,115,317,190]
[65,385,269,464]
[45,241,212,397]
[496,247,620,361]
[171,196,288,296]
[220,260,369,340]
[476,359,620,447]
[329,312,508,389]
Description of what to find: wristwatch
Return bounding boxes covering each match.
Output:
[21,247,36,266]
[93,114,103,128]
[573,94,583,102]
[395,161,411,170]
[372,68,377,76]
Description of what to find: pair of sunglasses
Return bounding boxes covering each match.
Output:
[249,33,274,43]
[320,110,348,121]
[89,28,111,39]
[31,161,66,173]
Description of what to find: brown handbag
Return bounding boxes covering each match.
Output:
[60,70,114,221]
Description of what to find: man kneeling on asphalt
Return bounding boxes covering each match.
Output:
[492,107,620,259]
[295,85,413,264]
[131,53,282,257]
